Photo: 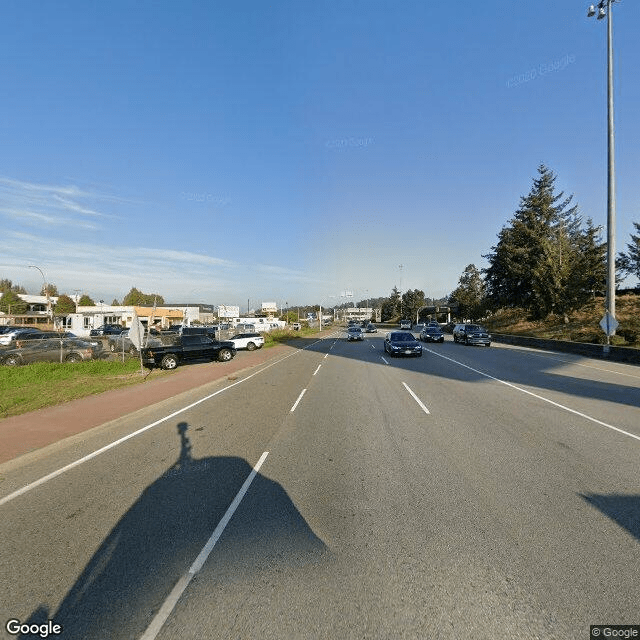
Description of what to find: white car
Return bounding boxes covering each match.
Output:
[227,332,265,351]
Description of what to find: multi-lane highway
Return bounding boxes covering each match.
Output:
[1,330,639,639]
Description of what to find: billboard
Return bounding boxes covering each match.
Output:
[261,302,278,313]
[217,305,240,319]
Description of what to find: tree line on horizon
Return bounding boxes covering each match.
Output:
[0,282,165,316]
[4,166,639,323]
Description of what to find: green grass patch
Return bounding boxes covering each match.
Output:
[0,359,155,419]
[262,326,319,347]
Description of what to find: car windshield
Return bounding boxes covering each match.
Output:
[391,333,414,341]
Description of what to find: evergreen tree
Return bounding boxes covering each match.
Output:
[41,283,59,297]
[54,294,76,315]
[401,288,426,321]
[0,290,28,314]
[0,279,27,294]
[123,287,165,306]
[483,165,590,318]
[565,219,606,312]
[618,221,640,284]
[449,264,486,321]
[381,286,401,321]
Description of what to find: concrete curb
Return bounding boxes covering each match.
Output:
[491,333,640,365]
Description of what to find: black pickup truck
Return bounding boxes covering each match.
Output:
[141,334,237,370]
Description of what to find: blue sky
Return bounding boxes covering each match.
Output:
[1,1,639,309]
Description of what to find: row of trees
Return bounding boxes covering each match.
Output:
[0,280,165,316]
[450,165,639,322]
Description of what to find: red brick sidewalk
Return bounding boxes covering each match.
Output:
[0,344,295,465]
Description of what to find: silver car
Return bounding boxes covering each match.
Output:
[346,326,364,341]
[1,337,97,365]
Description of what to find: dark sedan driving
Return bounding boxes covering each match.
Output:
[383,331,422,357]
[419,326,445,343]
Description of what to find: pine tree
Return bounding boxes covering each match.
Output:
[0,279,27,294]
[483,165,587,318]
[450,264,486,321]
[0,290,28,314]
[41,283,59,297]
[618,221,640,284]
[401,289,426,321]
[123,287,165,306]
[54,294,76,315]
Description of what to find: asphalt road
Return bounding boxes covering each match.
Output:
[1,330,639,639]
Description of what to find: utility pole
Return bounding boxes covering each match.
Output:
[399,264,404,318]
[587,0,620,351]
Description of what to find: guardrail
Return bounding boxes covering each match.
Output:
[490,333,640,365]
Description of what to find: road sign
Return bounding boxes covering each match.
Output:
[599,312,619,337]
[129,316,145,349]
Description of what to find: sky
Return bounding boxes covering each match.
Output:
[1,1,639,310]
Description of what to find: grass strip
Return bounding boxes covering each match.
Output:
[262,326,320,347]
[0,359,153,419]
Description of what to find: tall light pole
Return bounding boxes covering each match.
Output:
[398,264,404,318]
[28,265,51,323]
[588,0,619,345]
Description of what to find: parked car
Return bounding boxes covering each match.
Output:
[0,327,43,347]
[384,331,422,357]
[165,325,219,338]
[292,322,301,330]
[452,323,491,346]
[227,332,264,351]
[141,335,237,369]
[16,330,104,352]
[108,329,162,354]
[346,326,364,341]
[419,326,445,343]
[1,337,97,365]
[399,319,412,330]
[89,324,124,336]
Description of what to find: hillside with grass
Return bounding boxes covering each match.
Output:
[483,294,640,348]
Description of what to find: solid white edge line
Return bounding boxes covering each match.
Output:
[402,382,431,415]
[0,340,321,508]
[425,348,640,444]
[139,451,269,640]
[313,364,322,376]
[290,388,307,412]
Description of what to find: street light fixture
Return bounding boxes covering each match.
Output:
[28,265,52,323]
[587,0,619,348]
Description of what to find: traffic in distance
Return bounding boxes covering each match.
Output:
[0,319,493,367]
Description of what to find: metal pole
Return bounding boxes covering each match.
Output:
[606,0,617,337]
[28,265,50,325]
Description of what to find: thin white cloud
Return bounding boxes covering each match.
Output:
[0,175,135,231]
[0,230,324,302]
[50,195,105,217]
[0,207,99,229]
[256,263,325,284]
